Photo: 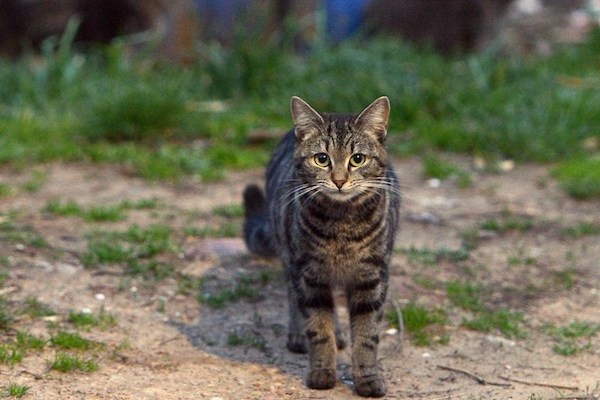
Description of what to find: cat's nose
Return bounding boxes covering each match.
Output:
[332,178,347,189]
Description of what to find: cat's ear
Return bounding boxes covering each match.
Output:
[356,96,390,142]
[290,96,324,140]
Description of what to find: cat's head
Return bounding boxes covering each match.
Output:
[290,96,391,201]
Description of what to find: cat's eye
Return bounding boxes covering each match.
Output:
[349,153,366,168]
[314,153,331,168]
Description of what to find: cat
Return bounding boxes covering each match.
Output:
[243,96,400,397]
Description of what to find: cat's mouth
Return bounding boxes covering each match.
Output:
[323,186,358,201]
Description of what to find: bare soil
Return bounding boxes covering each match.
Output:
[1,158,599,399]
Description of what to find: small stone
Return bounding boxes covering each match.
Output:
[498,160,514,172]
[95,293,106,301]
[81,307,92,314]
[422,352,432,358]
[15,243,26,252]
[384,328,398,336]
[485,335,516,347]
[428,178,442,189]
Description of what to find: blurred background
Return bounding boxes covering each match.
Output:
[0,0,599,196]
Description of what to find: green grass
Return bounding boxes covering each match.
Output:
[198,272,275,308]
[562,221,600,238]
[446,280,527,338]
[480,212,534,233]
[0,345,23,365]
[184,223,241,239]
[50,331,95,350]
[554,157,600,199]
[227,332,268,352]
[0,297,14,331]
[545,320,600,356]
[422,155,472,188]
[387,302,449,346]
[68,308,117,330]
[462,309,526,339]
[0,184,11,198]
[21,297,56,318]
[49,352,98,373]
[446,281,486,312]
[3,383,30,398]
[83,225,175,277]
[16,331,46,351]
[401,246,470,267]
[1,26,600,195]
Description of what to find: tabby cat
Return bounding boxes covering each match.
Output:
[243,96,400,397]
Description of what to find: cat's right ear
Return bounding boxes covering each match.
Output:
[290,96,324,140]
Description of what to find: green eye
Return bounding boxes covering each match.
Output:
[314,153,330,168]
[349,153,366,167]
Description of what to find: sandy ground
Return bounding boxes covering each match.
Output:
[1,157,599,399]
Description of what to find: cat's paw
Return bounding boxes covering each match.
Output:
[286,333,307,353]
[306,368,336,390]
[354,375,386,398]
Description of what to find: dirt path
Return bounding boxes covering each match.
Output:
[1,158,599,399]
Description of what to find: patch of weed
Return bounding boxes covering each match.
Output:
[402,246,470,267]
[227,332,268,352]
[387,302,449,346]
[0,297,14,330]
[85,205,126,222]
[49,352,98,373]
[554,157,600,199]
[213,204,244,218]
[0,184,11,197]
[185,223,241,238]
[68,308,117,330]
[545,320,600,356]
[23,170,47,192]
[16,331,46,351]
[199,273,268,308]
[0,345,23,365]
[446,281,485,312]
[44,199,82,217]
[121,197,159,210]
[422,155,472,188]
[480,214,534,233]
[4,383,30,398]
[50,331,95,350]
[562,222,600,238]
[462,309,526,339]
[21,297,56,318]
[551,265,577,290]
[83,224,174,272]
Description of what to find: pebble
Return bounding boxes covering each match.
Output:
[485,335,516,347]
[427,178,442,189]
[422,352,432,358]
[95,293,106,301]
[384,328,399,336]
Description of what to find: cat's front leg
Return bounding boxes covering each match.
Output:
[347,273,387,398]
[297,276,337,390]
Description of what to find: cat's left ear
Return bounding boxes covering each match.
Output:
[356,96,390,142]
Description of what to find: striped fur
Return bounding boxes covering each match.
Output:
[243,96,400,398]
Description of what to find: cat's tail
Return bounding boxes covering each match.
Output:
[242,184,277,258]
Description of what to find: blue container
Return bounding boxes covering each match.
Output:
[326,0,370,42]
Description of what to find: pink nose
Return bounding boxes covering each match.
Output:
[332,178,347,189]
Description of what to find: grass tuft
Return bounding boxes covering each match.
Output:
[387,302,449,346]
[4,383,30,398]
[49,352,98,373]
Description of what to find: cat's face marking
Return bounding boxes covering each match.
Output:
[290,96,390,201]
